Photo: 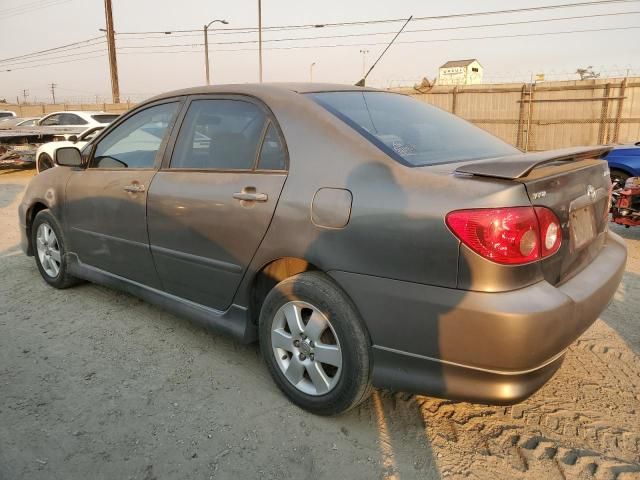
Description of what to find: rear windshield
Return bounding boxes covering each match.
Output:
[91,114,119,124]
[309,91,519,167]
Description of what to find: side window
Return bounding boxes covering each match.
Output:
[171,99,267,170]
[40,114,61,126]
[60,113,88,125]
[92,102,178,169]
[257,123,286,170]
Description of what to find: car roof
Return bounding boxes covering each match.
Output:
[145,82,383,103]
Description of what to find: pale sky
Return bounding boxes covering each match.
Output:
[1,0,639,103]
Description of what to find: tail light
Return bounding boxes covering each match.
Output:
[446,206,562,265]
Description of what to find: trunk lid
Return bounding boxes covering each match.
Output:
[455,146,612,285]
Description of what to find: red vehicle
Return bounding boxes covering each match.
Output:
[611,177,640,227]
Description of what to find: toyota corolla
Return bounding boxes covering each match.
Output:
[18,84,627,415]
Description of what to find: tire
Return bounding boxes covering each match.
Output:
[259,271,372,415]
[610,168,629,188]
[37,153,54,174]
[31,209,79,289]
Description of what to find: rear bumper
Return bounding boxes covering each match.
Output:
[329,231,627,404]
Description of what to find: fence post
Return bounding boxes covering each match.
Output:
[598,83,611,144]
[451,86,458,114]
[612,78,626,144]
[516,84,527,149]
[524,83,535,152]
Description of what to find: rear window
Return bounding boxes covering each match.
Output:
[92,114,119,124]
[309,91,518,167]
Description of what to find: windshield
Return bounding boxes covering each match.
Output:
[309,91,519,167]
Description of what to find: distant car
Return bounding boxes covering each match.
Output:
[36,126,105,173]
[37,111,119,129]
[0,117,41,129]
[19,83,626,415]
[0,110,17,119]
[604,142,640,186]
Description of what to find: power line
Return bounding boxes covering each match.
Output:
[112,0,640,35]
[1,54,106,73]
[116,24,640,54]
[113,10,640,48]
[0,37,104,64]
[1,49,107,68]
[0,0,72,19]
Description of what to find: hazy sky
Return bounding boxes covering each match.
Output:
[1,0,639,103]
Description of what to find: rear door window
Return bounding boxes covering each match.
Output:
[171,99,267,170]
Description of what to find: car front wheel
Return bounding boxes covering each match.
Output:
[259,271,372,415]
[31,209,79,289]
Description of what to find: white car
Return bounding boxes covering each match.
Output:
[0,110,16,120]
[36,125,105,173]
[37,111,119,129]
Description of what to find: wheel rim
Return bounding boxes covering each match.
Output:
[36,223,61,278]
[271,300,343,396]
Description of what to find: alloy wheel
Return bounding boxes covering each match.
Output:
[271,300,343,396]
[36,223,61,277]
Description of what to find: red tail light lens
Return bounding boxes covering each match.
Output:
[446,206,561,265]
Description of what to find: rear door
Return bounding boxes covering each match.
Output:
[147,96,288,310]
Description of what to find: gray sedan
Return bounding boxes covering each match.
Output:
[18,84,626,415]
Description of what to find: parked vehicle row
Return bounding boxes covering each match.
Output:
[19,84,626,414]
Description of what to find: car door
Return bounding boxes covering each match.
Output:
[64,100,182,288]
[147,96,288,310]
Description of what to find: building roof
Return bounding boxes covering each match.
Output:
[439,59,480,68]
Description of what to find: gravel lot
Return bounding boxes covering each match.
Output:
[0,169,639,480]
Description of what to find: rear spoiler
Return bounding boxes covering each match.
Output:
[454,146,612,180]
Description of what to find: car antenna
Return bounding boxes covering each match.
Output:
[355,15,413,87]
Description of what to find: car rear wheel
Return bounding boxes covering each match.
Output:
[37,153,54,174]
[32,210,79,289]
[259,271,372,415]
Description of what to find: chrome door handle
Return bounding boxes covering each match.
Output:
[124,183,146,193]
[233,192,268,202]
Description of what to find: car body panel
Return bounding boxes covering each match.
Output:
[604,143,640,177]
[17,83,628,404]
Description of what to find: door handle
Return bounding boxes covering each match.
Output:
[233,191,268,202]
[124,183,146,193]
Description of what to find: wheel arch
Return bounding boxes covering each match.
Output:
[25,202,49,255]
[249,256,319,324]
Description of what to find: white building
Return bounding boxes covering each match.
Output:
[437,59,483,86]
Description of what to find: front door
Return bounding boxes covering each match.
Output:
[65,100,181,288]
[147,97,288,310]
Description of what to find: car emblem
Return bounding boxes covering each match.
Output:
[586,184,596,200]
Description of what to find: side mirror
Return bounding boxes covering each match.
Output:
[55,147,83,167]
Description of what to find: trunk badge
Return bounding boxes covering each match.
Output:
[587,185,596,200]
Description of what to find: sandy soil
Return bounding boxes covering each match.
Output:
[0,169,638,480]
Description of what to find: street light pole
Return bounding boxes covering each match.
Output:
[204,19,229,85]
[310,62,316,82]
[258,0,263,82]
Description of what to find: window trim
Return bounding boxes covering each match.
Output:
[160,94,289,174]
[86,98,184,171]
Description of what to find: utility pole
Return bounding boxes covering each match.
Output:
[22,89,29,104]
[359,49,369,77]
[103,0,120,103]
[204,19,229,85]
[50,83,57,104]
[258,0,263,82]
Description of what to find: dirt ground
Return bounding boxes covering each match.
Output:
[0,169,638,480]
